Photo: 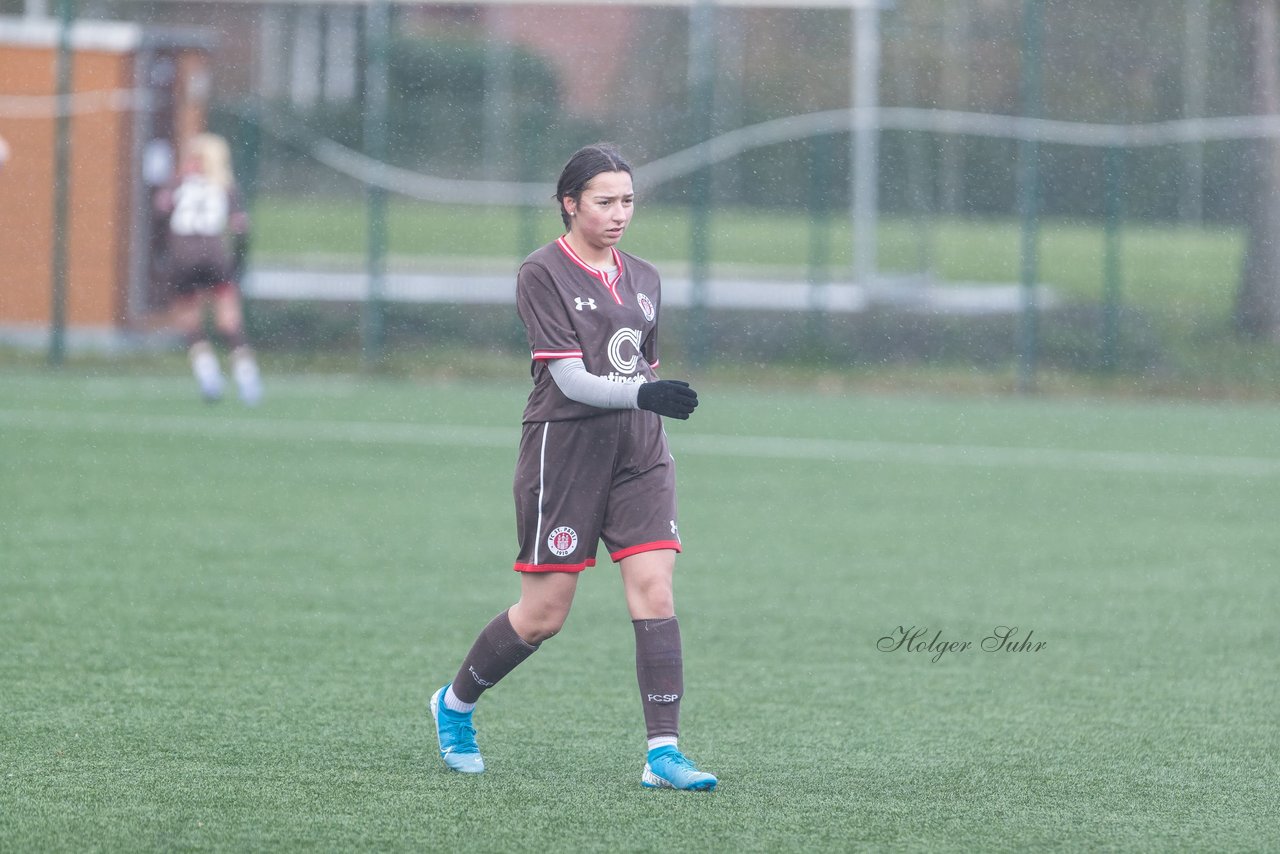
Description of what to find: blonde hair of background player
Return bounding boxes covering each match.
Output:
[184,133,233,188]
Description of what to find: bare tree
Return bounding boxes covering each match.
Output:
[1235,0,1280,340]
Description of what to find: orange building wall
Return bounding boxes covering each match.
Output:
[0,44,134,329]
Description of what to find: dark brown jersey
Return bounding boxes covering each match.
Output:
[518,237,663,423]
[155,174,248,290]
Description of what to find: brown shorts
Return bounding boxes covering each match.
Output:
[513,409,682,573]
[169,258,235,296]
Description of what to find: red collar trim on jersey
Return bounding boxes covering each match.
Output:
[556,236,624,304]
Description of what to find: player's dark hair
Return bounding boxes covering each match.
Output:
[555,143,633,229]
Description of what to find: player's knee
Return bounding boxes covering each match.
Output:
[510,603,569,644]
[642,590,675,617]
[630,575,675,616]
[522,624,561,645]
[526,608,569,643]
[515,621,561,645]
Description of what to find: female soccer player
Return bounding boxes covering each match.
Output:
[155,133,261,405]
[430,143,716,791]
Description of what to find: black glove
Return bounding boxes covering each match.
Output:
[637,379,699,420]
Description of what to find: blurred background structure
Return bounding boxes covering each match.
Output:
[4,0,1280,391]
[0,14,212,358]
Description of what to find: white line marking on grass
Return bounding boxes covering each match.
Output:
[0,375,380,401]
[676,434,1280,478]
[0,409,517,449]
[2,408,1278,478]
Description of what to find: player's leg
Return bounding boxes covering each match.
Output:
[432,420,605,774]
[450,571,577,707]
[619,547,676,620]
[620,549,680,743]
[619,551,715,791]
[608,413,716,790]
[211,283,261,406]
[174,288,222,402]
[508,570,580,644]
[431,572,577,774]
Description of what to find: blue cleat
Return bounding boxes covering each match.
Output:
[641,746,717,791]
[430,685,484,774]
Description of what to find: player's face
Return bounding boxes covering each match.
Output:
[565,171,634,251]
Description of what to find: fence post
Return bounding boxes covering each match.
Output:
[687,0,714,369]
[807,133,833,353]
[1181,0,1209,224]
[1102,145,1125,371]
[48,0,75,367]
[851,4,882,287]
[1016,0,1043,393]
[362,0,389,368]
[518,102,542,258]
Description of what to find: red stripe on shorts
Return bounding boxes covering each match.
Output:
[609,540,683,562]
[514,557,598,573]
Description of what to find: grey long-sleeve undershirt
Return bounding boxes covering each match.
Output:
[547,357,643,410]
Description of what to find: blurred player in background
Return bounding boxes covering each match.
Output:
[155,133,261,405]
[429,143,716,791]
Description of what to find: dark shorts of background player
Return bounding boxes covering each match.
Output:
[513,408,681,573]
[169,258,236,297]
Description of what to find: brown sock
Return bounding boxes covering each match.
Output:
[450,609,539,704]
[634,617,684,740]
[218,329,247,350]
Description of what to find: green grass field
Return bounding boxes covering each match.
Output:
[250,197,1245,321]
[244,198,1280,396]
[3,369,1278,852]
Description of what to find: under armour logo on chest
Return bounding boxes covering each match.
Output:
[574,297,598,311]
